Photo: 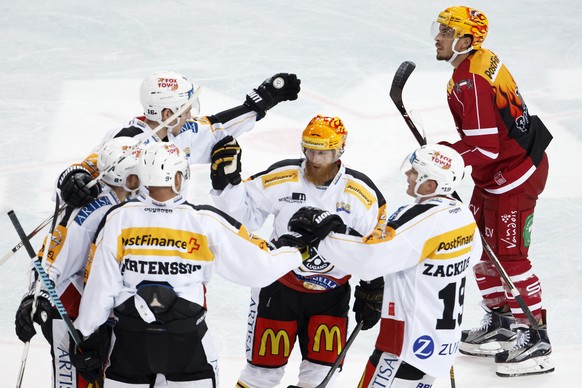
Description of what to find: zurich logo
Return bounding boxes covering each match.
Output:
[412,335,434,359]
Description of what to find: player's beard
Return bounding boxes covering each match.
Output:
[304,161,339,186]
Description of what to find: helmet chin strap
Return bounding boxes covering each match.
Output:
[447,38,474,63]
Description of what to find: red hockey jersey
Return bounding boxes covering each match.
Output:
[444,48,552,194]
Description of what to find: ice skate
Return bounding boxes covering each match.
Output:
[495,324,554,377]
[459,306,516,357]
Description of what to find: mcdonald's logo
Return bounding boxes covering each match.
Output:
[313,325,342,354]
[259,329,291,357]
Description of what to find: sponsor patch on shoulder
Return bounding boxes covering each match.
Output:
[74,197,112,226]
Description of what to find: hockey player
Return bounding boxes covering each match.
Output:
[289,144,483,387]
[14,137,142,387]
[210,115,387,388]
[69,142,304,387]
[432,6,554,376]
[59,70,301,208]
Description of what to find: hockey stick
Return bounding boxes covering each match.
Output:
[3,88,201,267]
[8,210,83,346]
[389,61,540,330]
[287,321,364,388]
[0,204,66,267]
[16,198,62,388]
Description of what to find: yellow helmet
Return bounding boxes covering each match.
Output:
[301,115,348,156]
[437,6,488,50]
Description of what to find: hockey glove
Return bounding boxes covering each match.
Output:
[272,232,312,261]
[69,324,112,383]
[244,73,301,119]
[288,206,345,244]
[58,167,101,208]
[210,136,242,190]
[14,289,53,343]
[353,277,384,330]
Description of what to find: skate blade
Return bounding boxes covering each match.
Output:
[459,340,514,357]
[496,356,555,377]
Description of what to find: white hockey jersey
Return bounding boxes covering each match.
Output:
[74,194,302,336]
[211,159,386,292]
[39,187,123,317]
[317,196,482,378]
[96,111,257,165]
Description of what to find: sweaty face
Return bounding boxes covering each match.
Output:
[304,148,339,186]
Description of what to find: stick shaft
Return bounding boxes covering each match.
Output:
[7,210,83,345]
[389,61,539,329]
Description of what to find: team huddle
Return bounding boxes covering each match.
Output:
[13,5,554,388]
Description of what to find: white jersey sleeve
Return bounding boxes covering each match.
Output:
[42,190,120,297]
[212,159,387,292]
[170,110,257,164]
[74,196,301,336]
[318,196,482,377]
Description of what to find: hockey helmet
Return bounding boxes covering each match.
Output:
[401,144,465,197]
[138,142,189,195]
[140,71,200,122]
[97,137,142,192]
[433,6,488,50]
[301,115,348,158]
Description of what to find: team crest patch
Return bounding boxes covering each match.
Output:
[454,78,473,93]
[336,201,351,214]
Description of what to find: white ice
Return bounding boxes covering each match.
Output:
[1,1,581,387]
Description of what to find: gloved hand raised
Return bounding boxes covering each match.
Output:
[14,289,53,342]
[69,324,112,383]
[245,73,301,119]
[210,136,242,190]
[58,167,101,208]
[288,206,345,244]
[353,277,384,330]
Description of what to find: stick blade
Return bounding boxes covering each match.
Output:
[389,61,416,106]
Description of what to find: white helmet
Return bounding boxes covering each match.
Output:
[97,137,142,192]
[138,142,189,195]
[401,144,465,197]
[139,71,200,122]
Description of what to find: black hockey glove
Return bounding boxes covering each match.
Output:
[58,167,101,208]
[273,232,311,250]
[69,324,112,383]
[272,232,313,261]
[244,73,301,120]
[353,277,384,330]
[14,289,53,343]
[210,136,242,190]
[288,206,345,244]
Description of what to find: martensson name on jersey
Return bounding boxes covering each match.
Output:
[122,257,202,275]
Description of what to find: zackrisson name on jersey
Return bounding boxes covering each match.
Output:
[423,257,471,278]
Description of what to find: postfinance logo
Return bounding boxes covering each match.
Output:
[313,325,342,354]
[261,169,299,188]
[344,180,375,209]
[259,329,291,357]
[118,227,213,262]
[422,223,476,260]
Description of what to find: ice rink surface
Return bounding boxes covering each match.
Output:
[1,0,581,386]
